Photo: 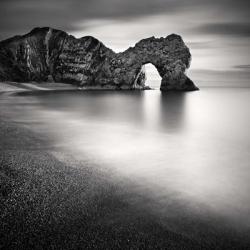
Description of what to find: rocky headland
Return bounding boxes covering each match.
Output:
[0,27,198,91]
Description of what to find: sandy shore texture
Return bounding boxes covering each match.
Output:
[0,83,249,250]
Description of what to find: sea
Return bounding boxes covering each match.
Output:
[1,84,250,245]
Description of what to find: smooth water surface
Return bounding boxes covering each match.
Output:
[1,87,250,231]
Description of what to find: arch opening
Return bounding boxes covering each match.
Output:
[143,63,162,89]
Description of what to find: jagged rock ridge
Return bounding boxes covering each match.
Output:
[0,27,198,91]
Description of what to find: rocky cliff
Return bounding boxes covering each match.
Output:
[0,27,198,91]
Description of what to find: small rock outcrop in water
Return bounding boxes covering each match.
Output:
[0,27,198,91]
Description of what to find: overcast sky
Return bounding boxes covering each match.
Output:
[0,0,249,86]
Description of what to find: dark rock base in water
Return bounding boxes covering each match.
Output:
[0,27,198,91]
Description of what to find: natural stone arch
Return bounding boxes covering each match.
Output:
[0,27,199,91]
[109,35,198,91]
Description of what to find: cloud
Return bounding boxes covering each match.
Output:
[188,68,250,87]
[234,64,250,70]
[186,41,218,50]
[0,0,174,39]
[192,23,250,37]
[0,0,249,39]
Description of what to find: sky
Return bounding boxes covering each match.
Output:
[0,0,249,86]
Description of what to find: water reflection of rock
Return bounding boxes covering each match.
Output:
[78,91,146,125]
[159,92,187,132]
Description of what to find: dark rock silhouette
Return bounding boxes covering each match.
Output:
[0,27,198,91]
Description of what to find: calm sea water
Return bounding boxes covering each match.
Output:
[2,87,250,232]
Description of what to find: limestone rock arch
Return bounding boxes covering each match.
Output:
[105,34,198,91]
[0,27,198,91]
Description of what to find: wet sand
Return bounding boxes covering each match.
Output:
[0,83,249,249]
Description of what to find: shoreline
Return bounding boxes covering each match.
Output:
[0,81,199,95]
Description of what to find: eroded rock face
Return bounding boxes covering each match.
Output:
[0,27,198,91]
